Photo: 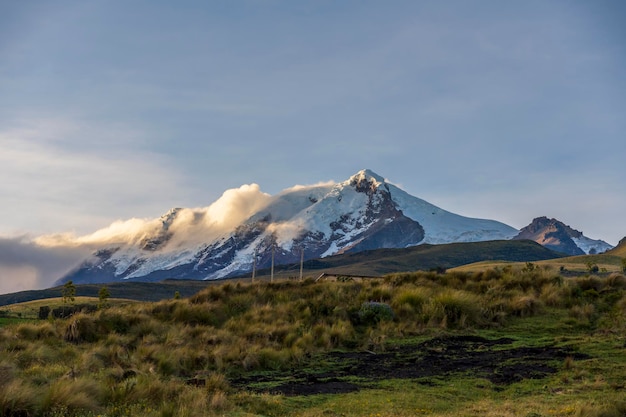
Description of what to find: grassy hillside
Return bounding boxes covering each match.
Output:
[0,297,137,320]
[255,239,565,278]
[0,279,219,307]
[607,237,626,257]
[455,252,626,275]
[1,266,625,416]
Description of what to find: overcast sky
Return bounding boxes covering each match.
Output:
[1,1,625,293]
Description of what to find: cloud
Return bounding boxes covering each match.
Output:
[0,118,192,236]
[204,184,272,229]
[0,236,89,295]
[281,181,336,193]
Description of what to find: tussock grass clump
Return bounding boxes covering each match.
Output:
[41,376,104,415]
[0,362,15,387]
[540,283,567,307]
[569,303,596,322]
[507,294,544,317]
[0,379,41,416]
[392,287,429,314]
[15,321,58,341]
[576,401,626,417]
[65,314,100,343]
[605,273,626,290]
[424,290,482,328]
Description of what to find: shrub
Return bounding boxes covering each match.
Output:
[357,302,395,325]
[38,306,51,320]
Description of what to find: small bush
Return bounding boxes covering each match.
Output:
[357,302,395,325]
[38,306,51,320]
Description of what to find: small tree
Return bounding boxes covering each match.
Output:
[586,261,599,274]
[62,280,76,304]
[174,291,181,300]
[98,286,111,309]
[621,258,626,274]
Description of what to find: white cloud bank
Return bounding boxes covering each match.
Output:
[0,183,274,294]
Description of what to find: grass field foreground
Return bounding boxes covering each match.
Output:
[0,265,625,416]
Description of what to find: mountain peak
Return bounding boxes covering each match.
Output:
[347,169,386,189]
[514,216,612,255]
[350,169,385,183]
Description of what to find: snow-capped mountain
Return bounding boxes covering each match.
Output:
[58,169,519,284]
[513,216,613,256]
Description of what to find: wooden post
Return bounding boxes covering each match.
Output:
[299,248,304,281]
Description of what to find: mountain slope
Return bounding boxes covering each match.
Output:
[265,239,566,278]
[58,170,518,284]
[513,217,612,256]
[607,237,626,257]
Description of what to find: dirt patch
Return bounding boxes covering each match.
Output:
[231,335,589,396]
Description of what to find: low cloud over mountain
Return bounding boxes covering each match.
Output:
[0,236,89,294]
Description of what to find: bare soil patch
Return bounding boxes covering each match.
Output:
[231,335,589,396]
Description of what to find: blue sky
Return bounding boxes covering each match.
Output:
[0,1,625,291]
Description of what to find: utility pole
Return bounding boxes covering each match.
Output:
[251,249,256,282]
[299,247,304,281]
[270,244,275,283]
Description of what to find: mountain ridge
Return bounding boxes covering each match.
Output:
[55,169,613,285]
[513,216,612,256]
